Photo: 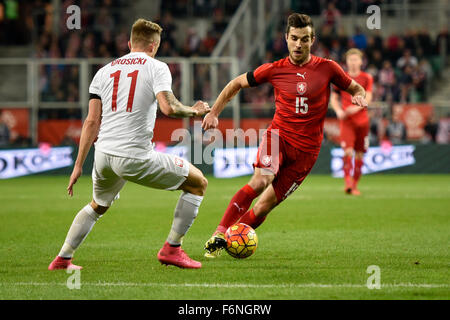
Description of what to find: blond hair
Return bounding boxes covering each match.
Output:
[345,48,364,59]
[130,18,163,48]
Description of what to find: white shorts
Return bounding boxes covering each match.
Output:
[92,149,190,207]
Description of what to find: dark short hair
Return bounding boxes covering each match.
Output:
[286,13,315,38]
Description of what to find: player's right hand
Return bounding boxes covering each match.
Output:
[192,100,211,117]
[67,165,82,197]
[202,112,219,130]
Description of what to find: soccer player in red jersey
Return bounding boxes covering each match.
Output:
[330,48,373,195]
[202,13,368,257]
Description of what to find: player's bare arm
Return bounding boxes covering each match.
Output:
[67,98,102,197]
[345,80,368,109]
[202,73,250,130]
[330,91,346,120]
[157,91,210,118]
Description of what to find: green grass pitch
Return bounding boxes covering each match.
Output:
[0,174,449,299]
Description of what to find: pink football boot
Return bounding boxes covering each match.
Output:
[48,256,83,270]
[157,242,201,269]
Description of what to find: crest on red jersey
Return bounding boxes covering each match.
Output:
[297,82,307,95]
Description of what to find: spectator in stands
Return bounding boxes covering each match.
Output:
[64,33,82,58]
[436,27,450,56]
[212,8,228,36]
[418,28,434,57]
[412,61,428,100]
[158,40,177,57]
[424,114,439,144]
[186,28,201,54]
[352,26,367,50]
[202,30,218,55]
[384,34,403,64]
[157,11,177,48]
[95,6,115,33]
[386,112,407,145]
[0,111,10,147]
[82,32,96,58]
[378,61,396,101]
[114,29,129,57]
[329,39,343,62]
[403,29,418,53]
[270,31,288,60]
[193,0,211,17]
[42,72,65,102]
[399,65,414,103]
[321,2,341,34]
[397,49,418,69]
[368,109,381,146]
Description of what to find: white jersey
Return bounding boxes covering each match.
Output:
[89,52,172,159]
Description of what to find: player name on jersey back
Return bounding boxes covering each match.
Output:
[111,57,148,66]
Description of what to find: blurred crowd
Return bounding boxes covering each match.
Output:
[0,0,448,146]
[29,0,130,120]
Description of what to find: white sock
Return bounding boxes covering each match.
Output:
[58,204,101,258]
[166,192,203,246]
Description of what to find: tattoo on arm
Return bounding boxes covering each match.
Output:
[161,91,196,117]
[163,91,184,109]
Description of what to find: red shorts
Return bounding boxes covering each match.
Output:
[340,119,369,153]
[253,128,318,203]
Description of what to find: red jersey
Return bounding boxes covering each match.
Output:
[247,55,352,155]
[336,71,373,125]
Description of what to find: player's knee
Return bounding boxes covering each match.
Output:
[344,148,354,157]
[90,200,109,215]
[355,152,364,160]
[250,176,273,194]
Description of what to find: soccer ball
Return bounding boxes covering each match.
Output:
[225,223,258,259]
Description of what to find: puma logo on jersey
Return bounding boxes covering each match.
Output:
[296,72,306,79]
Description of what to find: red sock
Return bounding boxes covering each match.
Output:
[238,209,266,230]
[343,155,353,188]
[353,159,363,188]
[216,184,258,234]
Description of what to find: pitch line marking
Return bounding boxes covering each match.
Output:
[1,282,449,289]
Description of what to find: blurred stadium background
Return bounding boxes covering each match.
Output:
[0,0,449,178]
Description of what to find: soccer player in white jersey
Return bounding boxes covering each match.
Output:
[48,19,210,270]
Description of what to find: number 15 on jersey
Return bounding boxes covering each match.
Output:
[295,97,308,114]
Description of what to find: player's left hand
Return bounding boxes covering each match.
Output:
[351,95,368,108]
[67,165,82,197]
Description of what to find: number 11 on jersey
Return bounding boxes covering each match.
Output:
[110,70,139,112]
[295,97,308,114]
